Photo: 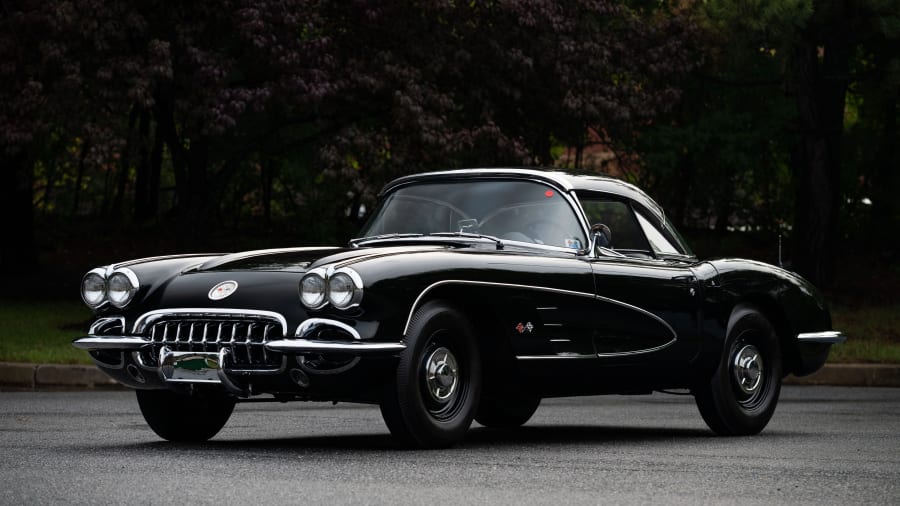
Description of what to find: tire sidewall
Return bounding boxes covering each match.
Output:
[395,301,481,447]
[700,306,782,435]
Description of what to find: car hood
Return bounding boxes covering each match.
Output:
[196,245,449,273]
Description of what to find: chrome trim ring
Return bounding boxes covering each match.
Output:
[81,267,109,308]
[732,344,763,395]
[107,267,140,308]
[300,268,329,310]
[424,347,459,404]
[327,267,364,309]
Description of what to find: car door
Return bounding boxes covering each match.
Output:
[578,195,701,363]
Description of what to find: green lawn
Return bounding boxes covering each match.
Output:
[0,300,896,365]
[829,303,900,364]
[0,301,94,364]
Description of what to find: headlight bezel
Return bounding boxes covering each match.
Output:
[300,269,328,310]
[81,268,108,308]
[327,267,364,309]
[299,267,364,310]
[107,268,139,308]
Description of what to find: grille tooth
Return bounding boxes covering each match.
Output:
[145,315,282,369]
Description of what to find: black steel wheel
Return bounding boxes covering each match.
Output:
[136,389,236,442]
[475,396,541,428]
[694,305,782,436]
[380,301,481,448]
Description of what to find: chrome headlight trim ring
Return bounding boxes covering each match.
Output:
[81,268,109,309]
[300,268,329,310]
[327,267,364,310]
[107,267,140,309]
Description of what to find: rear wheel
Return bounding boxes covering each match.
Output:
[475,396,540,428]
[694,305,782,435]
[380,301,481,448]
[136,389,235,442]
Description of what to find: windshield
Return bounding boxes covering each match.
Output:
[358,180,587,249]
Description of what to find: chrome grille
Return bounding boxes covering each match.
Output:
[143,316,283,369]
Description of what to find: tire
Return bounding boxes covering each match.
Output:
[136,389,236,442]
[475,396,540,428]
[694,305,782,436]
[380,301,481,448]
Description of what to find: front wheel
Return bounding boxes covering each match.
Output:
[136,389,236,442]
[380,301,481,448]
[694,305,782,436]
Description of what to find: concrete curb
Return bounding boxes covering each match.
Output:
[2,361,899,390]
[0,362,121,391]
[784,364,900,387]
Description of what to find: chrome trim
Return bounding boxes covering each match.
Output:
[594,294,677,339]
[328,266,364,309]
[72,336,150,350]
[132,308,288,335]
[549,339,571,343]
[544,323,564,328]
[217,348,251,397]
[595,337,677,357]
[208,280,239,301]
[81,267,109,309]
[797,331,847,344]
[108,267,140,308]
[403,280,678,341]
[88,316,126,335]
[516,354,596,360]
[300,269,329,310]
[133,351,156,371]
[265,339,406,354]
[295,318,362,340]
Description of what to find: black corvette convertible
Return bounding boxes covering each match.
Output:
[74,168,845,448]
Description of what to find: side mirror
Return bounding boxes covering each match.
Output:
[589,223,612,256]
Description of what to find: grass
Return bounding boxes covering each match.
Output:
[828,303,900,364]
[0,300,94,364]
[0,300,897,365]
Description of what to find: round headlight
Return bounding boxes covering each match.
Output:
[107,270,138,308]
[327,271,361,309]
[81,271,107,308]
[300,273,327,309]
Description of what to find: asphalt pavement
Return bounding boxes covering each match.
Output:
[1,386,898,504]
[4,361,899,390]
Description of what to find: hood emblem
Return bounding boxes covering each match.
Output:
[208,281,239,301]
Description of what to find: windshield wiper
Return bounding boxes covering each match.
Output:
[428,232,504,250]
[349,233,424,246]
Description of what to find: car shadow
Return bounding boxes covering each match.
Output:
[81,423,790,454]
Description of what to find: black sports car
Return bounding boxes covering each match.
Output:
[74,168,845,447]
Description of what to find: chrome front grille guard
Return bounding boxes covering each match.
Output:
[73,311,406,394]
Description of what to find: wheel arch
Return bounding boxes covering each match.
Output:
[732,295,798,377]
[406,284,517,397]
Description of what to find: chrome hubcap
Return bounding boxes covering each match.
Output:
[733,344,763,395]
[425,347,459,403]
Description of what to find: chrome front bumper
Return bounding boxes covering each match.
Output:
[797,330,847,344]
[73,317,406,394]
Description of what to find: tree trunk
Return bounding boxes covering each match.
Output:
[0,150,37,270]
[790,0,850,288]
[134,109,153,223]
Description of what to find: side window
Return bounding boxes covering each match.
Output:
[579,199,650,252]
[634,212,680,254]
